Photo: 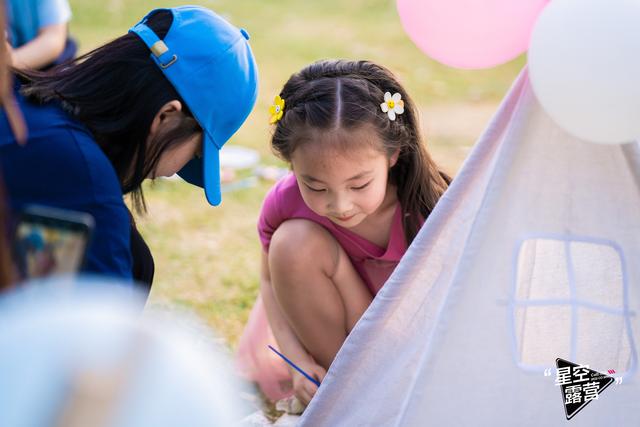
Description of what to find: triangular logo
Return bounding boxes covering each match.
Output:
[556,358,614,420]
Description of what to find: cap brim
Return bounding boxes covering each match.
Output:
[176,133,222,206]
[202,134,222,206]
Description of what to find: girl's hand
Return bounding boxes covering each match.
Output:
[291,360,327,406]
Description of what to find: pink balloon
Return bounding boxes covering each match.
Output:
[397,0,549,69]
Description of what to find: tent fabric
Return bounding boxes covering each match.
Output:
[299,69,640,426]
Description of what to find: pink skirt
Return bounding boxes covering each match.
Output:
[235,295,294,400]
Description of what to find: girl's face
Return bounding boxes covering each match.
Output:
[146,100,203,179]
[291,126,398,229]
[151,133,202,179]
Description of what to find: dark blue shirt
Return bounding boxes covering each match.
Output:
[0,84,132,279]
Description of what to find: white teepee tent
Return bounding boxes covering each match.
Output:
[299,69,640,426]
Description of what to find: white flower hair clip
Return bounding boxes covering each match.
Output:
[380,92,404,121]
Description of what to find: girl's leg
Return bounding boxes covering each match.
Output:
[268,219,373,370]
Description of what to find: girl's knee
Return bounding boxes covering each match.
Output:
[269,219,339,277]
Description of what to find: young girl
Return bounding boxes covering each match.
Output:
[237,59,449,406]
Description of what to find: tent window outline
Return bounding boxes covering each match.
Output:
[508,234,637,379]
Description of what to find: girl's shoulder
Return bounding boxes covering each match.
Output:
[268,172,298,196]
[7,81,94,144]
[1,84,121,205]
[262,172,306,217]
[258,173,327,247]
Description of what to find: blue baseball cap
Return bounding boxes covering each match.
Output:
[130,6,258,206]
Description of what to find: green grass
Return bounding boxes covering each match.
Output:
[68,0,524,348]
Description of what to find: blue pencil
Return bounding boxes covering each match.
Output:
[268,345,321,387]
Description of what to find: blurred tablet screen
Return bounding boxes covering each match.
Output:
[14,205,94,279]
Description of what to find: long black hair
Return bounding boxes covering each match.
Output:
[17,10,201,212]
[272,59,450,245]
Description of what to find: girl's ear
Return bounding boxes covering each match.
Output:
[148,100,183,142]
[389,148,401,168]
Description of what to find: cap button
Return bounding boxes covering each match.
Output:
[240,28,250,40]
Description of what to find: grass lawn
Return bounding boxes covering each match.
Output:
[68,0,524,349]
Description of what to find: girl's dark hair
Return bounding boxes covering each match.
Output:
[17,10,201,212]
[272,59,450,244]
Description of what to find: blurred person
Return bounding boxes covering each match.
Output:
[0,277,251,426]
[0,0,26,142]
[0,178,14,291]
[4,0,76,70]
[0,6,258,290]
[1,0,24,292]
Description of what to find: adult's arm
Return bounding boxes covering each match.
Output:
[9,23,67,70]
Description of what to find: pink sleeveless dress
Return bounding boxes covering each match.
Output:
[235,173,409,400]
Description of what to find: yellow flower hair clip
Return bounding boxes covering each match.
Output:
[269,95,285,124]
[380,92,404,121]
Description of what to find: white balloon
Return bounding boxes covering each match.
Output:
[528,0,640,144]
